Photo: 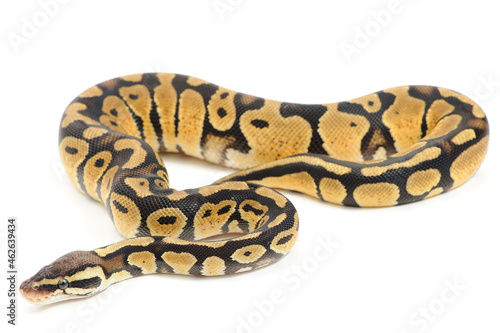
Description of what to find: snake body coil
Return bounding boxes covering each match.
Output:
[20,73,489,304]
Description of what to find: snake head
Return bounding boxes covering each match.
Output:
[20,251,104,305]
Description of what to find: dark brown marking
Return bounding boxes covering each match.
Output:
[217,108,227,118]
[94,159,105,168]
[65,146,78,155]
[113,200,128,214]
[250,119,269,129]
[69,276,102,290]
[158,216,177,225]
[217,205,232,215]
[277,234,294,245]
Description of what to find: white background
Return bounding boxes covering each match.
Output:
[1,1,499,332]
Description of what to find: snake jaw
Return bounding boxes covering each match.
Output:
[19,278,65,305]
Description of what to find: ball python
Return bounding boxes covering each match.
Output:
[20,73,489,305]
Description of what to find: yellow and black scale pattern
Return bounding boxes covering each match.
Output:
[20,73,489,304]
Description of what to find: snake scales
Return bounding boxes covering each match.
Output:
[20,73,489,304]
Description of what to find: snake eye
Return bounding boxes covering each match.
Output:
[57,279,69,290]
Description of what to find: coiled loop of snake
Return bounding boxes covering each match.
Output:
[20,73,488,304]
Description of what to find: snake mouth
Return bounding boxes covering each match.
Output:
[19,279,64,305]
[20,279,50,304]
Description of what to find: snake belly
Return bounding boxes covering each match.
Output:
[19,73,489,304]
